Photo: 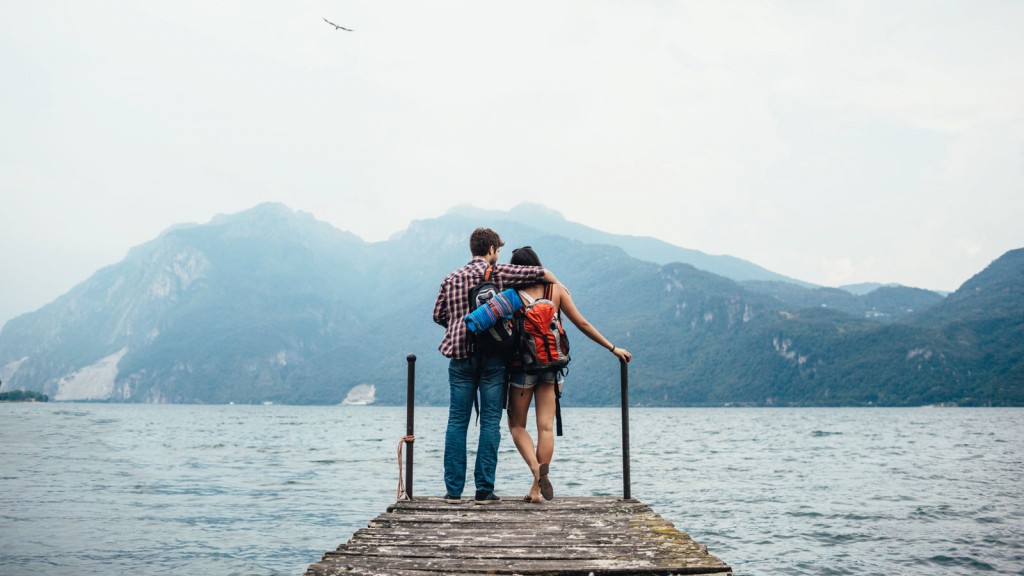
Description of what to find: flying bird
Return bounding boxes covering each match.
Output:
[323,18,353,31]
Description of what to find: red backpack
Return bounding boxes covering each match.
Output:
[514,283,570,375]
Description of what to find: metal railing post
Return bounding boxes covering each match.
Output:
[620,358,631,500]
[406,354,416,499]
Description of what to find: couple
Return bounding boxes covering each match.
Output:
[432,227,632,504]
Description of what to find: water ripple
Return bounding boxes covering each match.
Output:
[1,404,1023,576]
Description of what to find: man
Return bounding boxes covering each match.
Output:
[433,227,559,504]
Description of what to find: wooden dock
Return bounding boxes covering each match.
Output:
[306,496,732,575]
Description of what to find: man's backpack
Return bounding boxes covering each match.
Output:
[514,283,570,375]
[467,265,517,356]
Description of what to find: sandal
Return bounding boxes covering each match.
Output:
[538,463,554,501]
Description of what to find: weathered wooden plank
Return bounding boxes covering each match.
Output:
[366,507,673,523]
[389,495,636,505]
[307,563,546,576]
[306,496,732,576]
[312,555,729,575]
[367,514,673,527]
[386,496,646,511]
[381,510,661,522]
[328,544,713,561]
[308,566,732,576]
[383,501,651,516]
[347,533,709,549]
[352,527,692,544]
[332,536,711,552]
[385,498,651,510]
[340,539,708,554]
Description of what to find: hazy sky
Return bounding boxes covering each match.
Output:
[2,1,1023,328]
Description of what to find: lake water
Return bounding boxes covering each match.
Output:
[1,404,1022,575]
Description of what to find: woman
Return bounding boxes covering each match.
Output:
[507,246,632,503]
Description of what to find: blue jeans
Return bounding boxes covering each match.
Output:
[444,355,506,497]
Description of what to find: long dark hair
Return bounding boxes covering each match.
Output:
[510,246,542,267]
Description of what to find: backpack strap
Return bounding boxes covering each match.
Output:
[555,384,563,437]
[519,290,536,306]
[467,265,493,356]
[470,264,496,427]
[544,283,563,325]
[545,282,564,436]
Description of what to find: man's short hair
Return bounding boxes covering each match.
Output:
[470,227,504,257]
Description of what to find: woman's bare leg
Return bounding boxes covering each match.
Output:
[534,381,557,468]
[507,385,542,501]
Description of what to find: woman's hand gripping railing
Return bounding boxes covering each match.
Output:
[620,357,631,500]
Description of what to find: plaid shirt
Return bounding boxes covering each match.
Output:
[433,257,546,359]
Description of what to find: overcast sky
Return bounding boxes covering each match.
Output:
[2,1,1023,329]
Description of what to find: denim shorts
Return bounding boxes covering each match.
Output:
[509,370,564,389]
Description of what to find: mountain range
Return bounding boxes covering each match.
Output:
[1,203,1021,406]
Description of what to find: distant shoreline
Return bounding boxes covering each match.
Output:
[0,391,49,403]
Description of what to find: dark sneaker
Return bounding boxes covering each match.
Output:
[443,494,464,504]
[474,490,501,505]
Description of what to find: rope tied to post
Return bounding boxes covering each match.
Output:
[396,434,415,500]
